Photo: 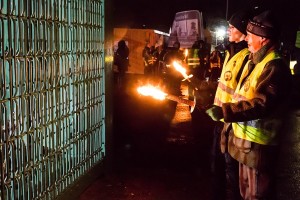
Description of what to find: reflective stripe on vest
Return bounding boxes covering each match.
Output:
[232,51,281,145]
[148,57,157,65]
[214,48,249,106]
[187,58,200,65]
[187,49,200,67]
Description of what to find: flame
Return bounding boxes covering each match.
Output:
[172,61,193,81]
[184,49,188,57]
[173,61,187,75]
[137,85,167,100]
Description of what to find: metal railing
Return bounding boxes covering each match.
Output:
[0,0,105,199]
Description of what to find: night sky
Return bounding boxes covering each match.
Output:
[112,0,299,48]
[113,0,244,31]
[113,0,297,29]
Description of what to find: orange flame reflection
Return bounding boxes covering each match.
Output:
[137,85,167,100]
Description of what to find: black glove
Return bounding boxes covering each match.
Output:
[205,105,223,121]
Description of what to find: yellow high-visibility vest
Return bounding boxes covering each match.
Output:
[214,48,249,106]
[232,51,282,145]
[187,49,200,68]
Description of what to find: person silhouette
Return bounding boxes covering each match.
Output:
[114,40,129,88]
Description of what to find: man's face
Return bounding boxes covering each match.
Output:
[227,24,245,43]
[245,32,264,53]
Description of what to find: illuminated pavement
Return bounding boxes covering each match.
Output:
[80,74,300,200]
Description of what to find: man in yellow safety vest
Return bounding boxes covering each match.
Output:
[208,10,252,200]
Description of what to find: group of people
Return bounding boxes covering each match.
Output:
[142,40,186,95]
[114,8,294,200]
[142,39,224,82]
[142,41,168,76]
[203,9,292,200]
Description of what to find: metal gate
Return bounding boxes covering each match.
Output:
[0,0,106,199]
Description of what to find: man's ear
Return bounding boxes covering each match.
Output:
[260,37,269,46]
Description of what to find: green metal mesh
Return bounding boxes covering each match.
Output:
[0,0,105,199]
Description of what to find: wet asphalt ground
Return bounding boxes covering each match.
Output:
[80,74,300,200]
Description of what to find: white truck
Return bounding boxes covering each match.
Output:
[168,10,206,48]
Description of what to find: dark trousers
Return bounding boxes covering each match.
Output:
[211,123,242,200]
[116,70,126,88]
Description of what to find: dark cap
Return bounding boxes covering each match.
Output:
[246,10,279,39]
[228,10,251,35]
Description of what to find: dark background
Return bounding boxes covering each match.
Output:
[112,0,300,51]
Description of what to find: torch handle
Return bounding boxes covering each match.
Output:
[166,94,196,107]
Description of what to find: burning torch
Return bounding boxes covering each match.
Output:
[171,61,213,110]
[172,61,207,90]
[137,85,196,113]
[172,61,193,82]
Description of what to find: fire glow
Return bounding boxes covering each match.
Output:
[137,85,167,100]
